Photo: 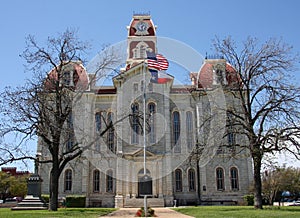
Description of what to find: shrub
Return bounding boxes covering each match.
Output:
[66,195,86,208]
[243,195,254,206]
[41,194,49,203]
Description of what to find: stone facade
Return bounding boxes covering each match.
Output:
[37,14,253,208]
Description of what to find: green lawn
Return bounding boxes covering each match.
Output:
[1,206,300,218]
[173,206,300,218]
[0,208,116,218]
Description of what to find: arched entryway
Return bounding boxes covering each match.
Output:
[138,169,152,197]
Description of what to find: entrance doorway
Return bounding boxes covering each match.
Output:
[138,169,152,197]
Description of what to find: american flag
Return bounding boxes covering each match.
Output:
[156,54,169,70]
[146,51,169,71]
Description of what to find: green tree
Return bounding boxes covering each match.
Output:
[10,175,28,198]
[263,166,300,205]
[0,172,28,200]
[0,171,11,200]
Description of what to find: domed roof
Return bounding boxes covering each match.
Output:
[44,61,89,91]
[197,59,241,89]
[128,14,156,36]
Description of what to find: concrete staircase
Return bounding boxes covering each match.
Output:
[124,197,164,208]
[11,195,47,210]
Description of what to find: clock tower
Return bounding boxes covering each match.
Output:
[126,14,157,69]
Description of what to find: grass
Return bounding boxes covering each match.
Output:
[173,206,300,218]
[0,208,116,218]
[1,206,300,218]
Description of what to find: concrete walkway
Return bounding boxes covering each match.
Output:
[101,207,194,218]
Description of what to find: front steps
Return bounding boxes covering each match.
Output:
[11,195,47,210]
[124,197,164,208]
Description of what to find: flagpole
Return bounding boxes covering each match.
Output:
[143,62,146,176]
[143,61,148,217]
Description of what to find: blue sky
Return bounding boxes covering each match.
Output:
[1,0,300,170]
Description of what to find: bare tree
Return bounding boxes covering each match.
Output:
[0,29,126,211]
[213,36,300,209]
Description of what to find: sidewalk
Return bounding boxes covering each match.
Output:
[101,207,194,218]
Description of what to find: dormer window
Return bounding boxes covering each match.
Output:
[213,63,227,86]
[215,70,224,85]
[61,70,75,87]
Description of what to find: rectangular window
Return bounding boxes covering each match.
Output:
[131,103,139,144]
[188,169,196,191]
[186,111,193,150]
[175,169,182,192]
[107,113,115,153]
[227,112,235,145]
[66,113,74,151]
[95,112,101,132]
[93,170,100,192]
[134,83,138,92]
[141,80,144,92]
[64,170,72,191]
[106,171,113,192]
[148,82,153,92]
[148,103,156,144]
[95,142,100,153]
[230,168,239,190]
[216,168,224,190]
[172,111,181,153]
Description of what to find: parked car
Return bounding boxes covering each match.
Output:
[288,200,300,206]
[4,198,18,203]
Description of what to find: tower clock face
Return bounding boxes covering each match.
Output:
[136,21,148,32]
[137,22,147,31]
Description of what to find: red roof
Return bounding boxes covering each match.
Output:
[1,167,30,176]
[44,61,89,91]
[197,60,241,88]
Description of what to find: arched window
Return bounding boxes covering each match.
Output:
[216,167,224,190]
[172,111,180,151]
[95,112,101,132]
[133,42,148,59]
[106,170,113,193]
[107,112,115,153]
[64,169,72,191]
[148,103,156,144]
[175,169,182,192]
[230,167,239,190]
[186,111,193,150]
[93,170,100,192]
[131,103,140,144]
[188,169,196,191]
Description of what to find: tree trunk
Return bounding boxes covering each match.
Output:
[253,155,263,209]
[49,153,60,211]
[49,168,59,211]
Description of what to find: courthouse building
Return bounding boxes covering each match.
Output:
[38,14,253,207]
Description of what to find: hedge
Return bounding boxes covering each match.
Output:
[66,195,86,208]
